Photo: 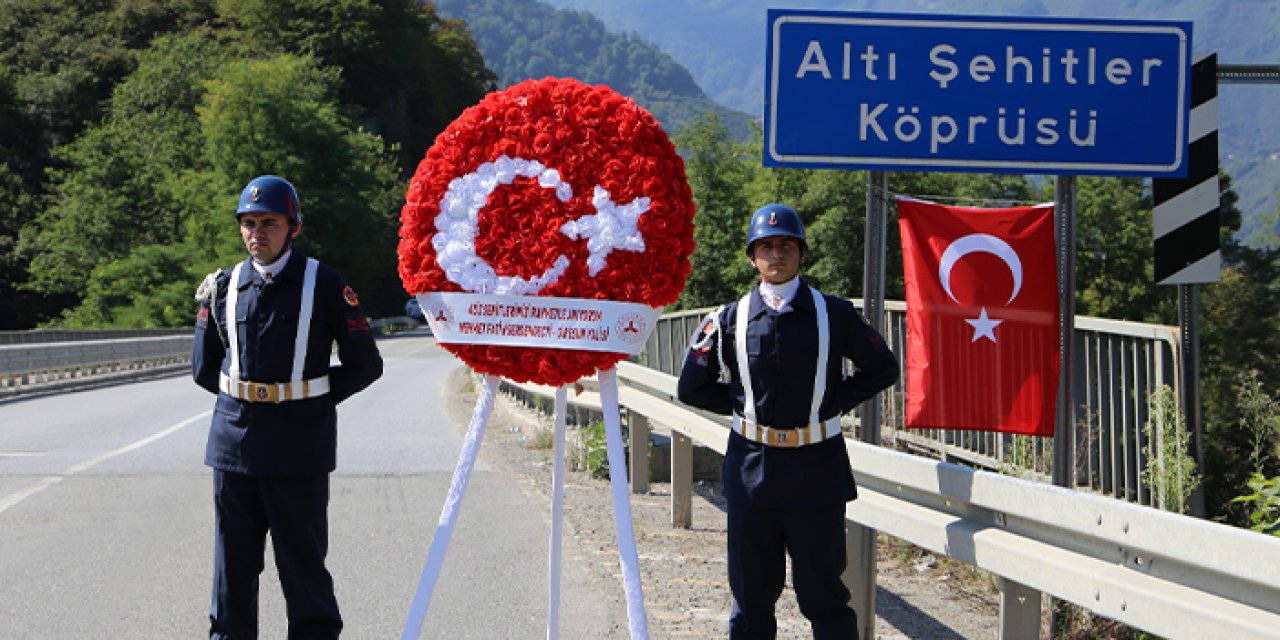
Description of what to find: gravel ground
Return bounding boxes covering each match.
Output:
[442,366,1003,639]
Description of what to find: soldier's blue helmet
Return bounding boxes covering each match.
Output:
[745,203,805,256]
[237,175,301,224]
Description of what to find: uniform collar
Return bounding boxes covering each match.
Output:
[748,278,813,318]
[758,277,801,311]
[235,251,306,289]
[252,248,293,282]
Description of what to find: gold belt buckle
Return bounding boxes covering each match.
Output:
[768,428,800,448]
[248,382,279,403]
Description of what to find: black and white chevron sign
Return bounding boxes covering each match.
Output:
[1152,52,1221,285]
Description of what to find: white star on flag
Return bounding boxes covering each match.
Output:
[561,186,651,276]
[966,307,1002,343]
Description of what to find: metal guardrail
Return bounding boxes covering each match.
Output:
[0,317,419,397]
[503,361,1280,639]
[0,336,193,395]
[639,302,1181,507]
[0,328,190,345]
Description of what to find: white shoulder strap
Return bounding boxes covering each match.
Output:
[808,286,829,429]
[226,262,244,381]
[291,258,319,382]
[734,291,755,425]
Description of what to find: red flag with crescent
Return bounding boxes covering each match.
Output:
[897,197,1059,436]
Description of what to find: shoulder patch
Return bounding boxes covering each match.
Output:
[342,285,360,307]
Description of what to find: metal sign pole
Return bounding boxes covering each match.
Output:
[1050,175,1079,637]
[1053,176,1078,488]
[860,170,888,446]
[1180,284,1206,516]
[847,169,889,640]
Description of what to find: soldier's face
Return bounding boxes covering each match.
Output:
[750,237,803,284]
[239,212,299,263]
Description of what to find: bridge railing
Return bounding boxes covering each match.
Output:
[640,302,1181,507]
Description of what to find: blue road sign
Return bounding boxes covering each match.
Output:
[764,11,1192,176]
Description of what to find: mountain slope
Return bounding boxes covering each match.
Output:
[433,0,753,139]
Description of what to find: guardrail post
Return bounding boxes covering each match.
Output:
[670,431,692,529]
[629,412,650,495]
[998,577,1042,639]
[844,521,877,639]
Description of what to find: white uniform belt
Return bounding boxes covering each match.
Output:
[731,415,841,448]
[219,373,330,403]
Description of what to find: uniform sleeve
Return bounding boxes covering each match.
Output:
[676,307,735,415]
[325,275,384,404]
[832,301,899,415]
[192,274,227,395]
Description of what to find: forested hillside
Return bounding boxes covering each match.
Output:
[433,0,753,140]
[547,0,1280,243]
[0,0,493,327]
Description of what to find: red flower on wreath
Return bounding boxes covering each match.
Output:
[398,77,696,386]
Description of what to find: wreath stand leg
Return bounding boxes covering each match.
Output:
[599,366,650,639]
[401,374,501,640]
[547,384,568,639]
[401,370,647,640]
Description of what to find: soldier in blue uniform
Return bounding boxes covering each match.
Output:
[677,204,899,639]
[192,175,383,639]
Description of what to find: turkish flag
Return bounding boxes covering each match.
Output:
[897,197,1059,436]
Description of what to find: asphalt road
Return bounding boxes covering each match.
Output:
[0,331,623,639]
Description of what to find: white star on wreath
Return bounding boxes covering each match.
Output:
[561,186,650,277]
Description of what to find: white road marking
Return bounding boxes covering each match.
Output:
[0,410,211,515]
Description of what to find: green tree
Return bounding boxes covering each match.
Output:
[1,65,54,328]
[674,113,754,309]
[59,244,204,328]
[198,54,403,315]
[20,32,226,298]
[1199,172,1280,522]
[218,0,494,171]
[794,170,870,299]
[1073,176,1175,323]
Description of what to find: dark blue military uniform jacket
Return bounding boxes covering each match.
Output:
[677,282,898,508]
[192,252,383,476]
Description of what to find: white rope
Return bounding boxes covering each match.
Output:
[598,366,650,639]
[401,374,501,640]
[547,385,568,640]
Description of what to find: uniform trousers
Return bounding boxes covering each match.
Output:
[727,502,859,640]
[211,470,341,640]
